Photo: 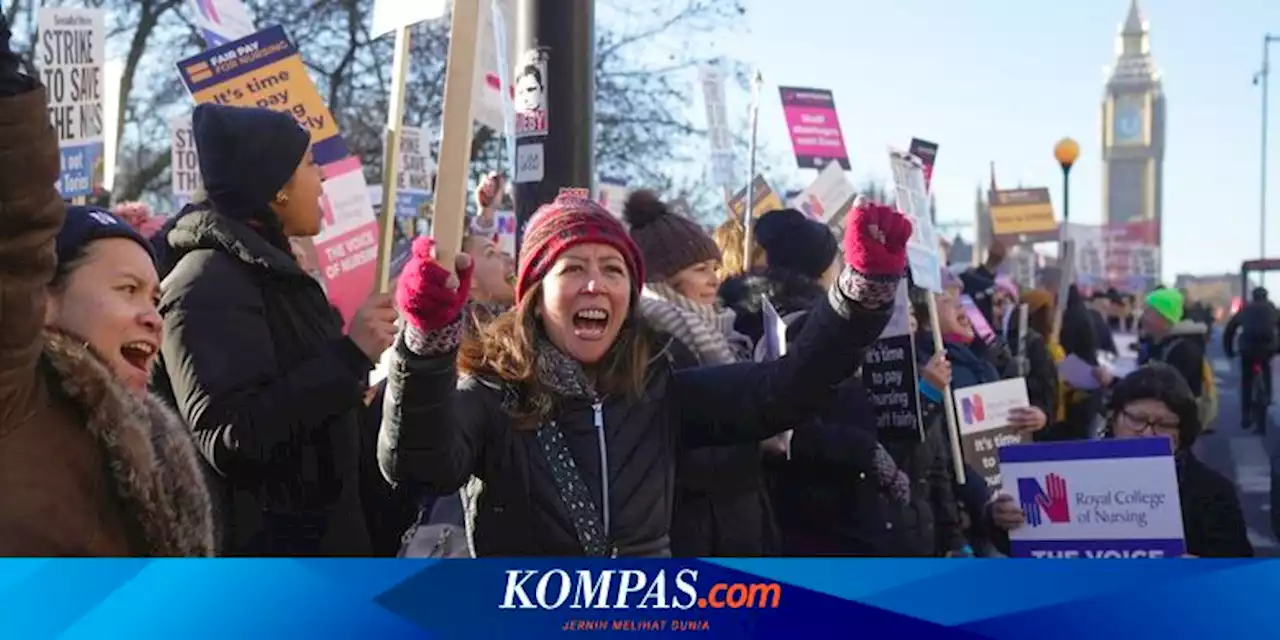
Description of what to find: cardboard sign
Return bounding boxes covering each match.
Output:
[597,178,628,218]
[389,126,434,219]
[1003,438,1186,558]
[728,175,784,220]
[189,0,255,46]
[169,114,204,211]
[756,297,792,458]
[865,282,923,441]
[778,86,850,170]
[700,65,737,191]
[790,161,856,226]
[909,138,938,192]
[990,188,1059,244]
[371,0,447,37]
[177,27,377,323]
[959,294,996,345]
[889,150,943,293]
[37,8,106,198]
[954,378,1030,489]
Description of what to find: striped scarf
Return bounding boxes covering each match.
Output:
[638,283,750,366]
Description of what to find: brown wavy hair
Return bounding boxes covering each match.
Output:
[457,280,655,429]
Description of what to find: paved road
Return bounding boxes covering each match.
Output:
[1192,327,1278,557]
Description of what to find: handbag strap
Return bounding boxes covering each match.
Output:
[535,421,611,557]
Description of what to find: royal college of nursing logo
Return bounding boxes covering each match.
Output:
[960,394,985,425]
[1018,473,1072,527]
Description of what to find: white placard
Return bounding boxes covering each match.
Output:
[1003,438,1186,558]
[597,179,629,218]
[952,378,1031,437]
[317,169,379,243]
[889,150,942,292]
[790,161,856,225]
[170,114,204,211]
[188,0,255,46]
[372,0,448,38]
[495,210,517,256]
[37,8,106,198]
[699,64,736,192]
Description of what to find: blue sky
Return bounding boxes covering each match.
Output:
[724,0,1280,281]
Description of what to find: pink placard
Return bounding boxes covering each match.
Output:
[779,86,850,171]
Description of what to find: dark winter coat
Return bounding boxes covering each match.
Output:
[722,268,891,556]
[359,380,421,556]
[0,86,216,556]
[1224,301,1279,358]
[881,397,966,557]
[1178,452,1253,558]
[1143,321,1208,397]
[379,280,892,556]
[1089,308,1117,356]
[659,336,772,558]
[154,207,376,556]
[915,334,1000,549]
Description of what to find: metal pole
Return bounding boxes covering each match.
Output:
[1263,38,1270,262]
[742,70,762,270]
[513,0,595,254]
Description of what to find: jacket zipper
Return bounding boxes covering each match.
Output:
[592,398,613,555]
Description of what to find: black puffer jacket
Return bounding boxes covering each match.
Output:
[881,398,966,557]
[722,268,891,556]
[656,335,772,557]
[1178,451,1253,558]
[379,283,892,556]
[154,207,375,555]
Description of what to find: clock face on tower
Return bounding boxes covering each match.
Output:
[1113,96,1144,144]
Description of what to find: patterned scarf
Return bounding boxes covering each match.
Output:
[638,283,750,366]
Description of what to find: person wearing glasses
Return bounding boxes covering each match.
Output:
[1105,363,1252,558]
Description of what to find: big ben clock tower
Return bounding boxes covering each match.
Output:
[1102,0,1165,279]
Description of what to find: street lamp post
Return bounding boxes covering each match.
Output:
[1253,34,1280,265]
[1053,136,1080,235]
[1051,137,1080,342]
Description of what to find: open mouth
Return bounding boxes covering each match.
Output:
[572,308,610,340]
[120,341,157,373]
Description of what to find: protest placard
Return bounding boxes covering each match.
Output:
[170,115,204,211]
[909,138,938,192]
[954,378,1030,490]
[989,187,1059,245]
[389,126,433,219]
[756,297,793,458]
[596,178,628,218]
[790,161,856,227]
[495,210,517,257]
[178,27,377,323]
[37,8,105,198]
[728,175,784,220]
[189,0,255,46]
[1002,438,1186,558]
[778,86,849,170]
[371,0,448,37]
[959,294,996,346]
[864,281,923,441]
[700,65,737,192]
[889,150,943,293]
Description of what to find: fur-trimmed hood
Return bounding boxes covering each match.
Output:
[41,330,217,556]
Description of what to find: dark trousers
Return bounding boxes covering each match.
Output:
[1241,352,1273,427]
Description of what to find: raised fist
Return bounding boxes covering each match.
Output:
[395,236,474,333]
[842,198,912,278]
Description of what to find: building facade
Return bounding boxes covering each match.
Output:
[1101,0,1165,277]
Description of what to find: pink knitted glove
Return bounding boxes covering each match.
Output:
[843,198,912,277]
[831,199,912,310]
[396,236,473,333]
